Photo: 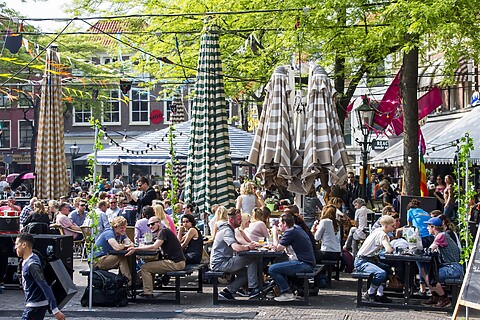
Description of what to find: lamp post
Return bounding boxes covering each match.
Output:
[355,96,376,200]
[69,142,80,184]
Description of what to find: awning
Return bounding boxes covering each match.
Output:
[80,120,254,165]
[369,111,466,166]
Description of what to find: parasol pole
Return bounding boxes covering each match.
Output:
[88,124,99,310]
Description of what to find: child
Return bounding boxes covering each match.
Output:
[354,215,395,303]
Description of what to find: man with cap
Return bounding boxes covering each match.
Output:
[421,217,463,308]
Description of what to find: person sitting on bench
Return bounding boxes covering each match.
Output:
[178,213,204,264]
[354,215,395,303]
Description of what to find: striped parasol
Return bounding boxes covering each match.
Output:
[301,65,349,190]
[34,45,69,199]
[248,66,304,194]
[184,25,236,213]
[170,90,186,186]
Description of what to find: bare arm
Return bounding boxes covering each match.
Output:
[180,228,197,249]
[107,237,126,251]
[231,241,256,252]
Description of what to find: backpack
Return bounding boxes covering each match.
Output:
[81,270,128,307]
[341,249,354,273]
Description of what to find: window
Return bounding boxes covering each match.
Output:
[18,120,33,149]
[0,95,11,108]
[18,85,35,108]
[73,102,92,126]
[130,90,150,124]
[0,121,11,149]
[103,89,121,124]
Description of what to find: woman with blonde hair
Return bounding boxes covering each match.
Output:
[210,205,228,239]
[234,210,252,245]
[244,208,269,242]
[153,204,177,235]
[236,182,263,215]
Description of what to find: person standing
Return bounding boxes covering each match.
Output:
[443,175,456,220]
[125,176,157,215]
[15,233,65,320]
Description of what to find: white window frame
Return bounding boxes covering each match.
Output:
[129,89,150,125]
[0,120,11,150]
[18,120,34,149]
[17,85,35,109]
[161,90,172,123]
[72,102,93,127]
[102,89,121,125]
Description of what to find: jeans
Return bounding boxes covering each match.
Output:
[21,306,48,320]
[354,257,390,286]
[213,255,259,293]
[438,262,464,282]
[417,236,434,284]
[268,260,314,293]
[444,204,455,221]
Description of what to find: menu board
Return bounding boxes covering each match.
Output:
[453,227,480,318]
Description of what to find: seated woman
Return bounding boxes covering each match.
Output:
[210,206,228,239]
[312,205,341,262]
[421,217,463,308]
[177,213,204,264]
[244,208,269,242]
[234,211,252,245]
[23,201,51,234]
[134,206,155,244]
[153,204,176,235]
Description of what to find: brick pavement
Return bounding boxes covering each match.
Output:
[0,259,476,320]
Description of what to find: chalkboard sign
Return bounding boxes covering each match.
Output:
[452,226,480,318]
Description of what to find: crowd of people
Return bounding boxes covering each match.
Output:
[4,171,466,307]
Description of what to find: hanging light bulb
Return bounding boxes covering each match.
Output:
[109,140,113,146]
[123,135,127,142]
[104,135,108,140]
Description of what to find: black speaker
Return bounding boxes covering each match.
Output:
[32,235,74,277]
[0,234,19,286]
[399,195,437,227]
[44,259,78,309]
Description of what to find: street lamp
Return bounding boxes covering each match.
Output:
[69,142,80,183]
[355,96,376,200]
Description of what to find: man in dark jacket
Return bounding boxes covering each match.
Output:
[16,233,65,320]
[125,176,157,214]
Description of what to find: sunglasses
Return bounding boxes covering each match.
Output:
[79,204,86,207]
[110,201,117,204]
[147,222,159,227]
[137,183,143,187]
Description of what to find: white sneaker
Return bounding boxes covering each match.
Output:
[274,293,295,302]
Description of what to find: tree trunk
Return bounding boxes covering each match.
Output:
[334,5,347,130]
[401,46,420,196]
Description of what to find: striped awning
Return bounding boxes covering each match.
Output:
[184,25,236,213]
[301,65,349,190]
[79,120,253,165]
[248,66,304,194]
[34,46,69,199]
[418,56,472,90]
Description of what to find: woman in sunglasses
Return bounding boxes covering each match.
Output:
[177,213,204,264]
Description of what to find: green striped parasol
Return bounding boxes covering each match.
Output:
[184,25,236,214]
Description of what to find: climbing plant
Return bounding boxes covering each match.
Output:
[455,134,475,263]
[165,124,180,224]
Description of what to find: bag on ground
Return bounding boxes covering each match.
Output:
[80,270,128,307]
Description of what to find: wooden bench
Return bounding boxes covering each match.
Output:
[444,277,463,311]
[351,271,373,307]
[160,263,208,303]
[319,259,341,281]
[205,270,227,305]
[294,264,324,305]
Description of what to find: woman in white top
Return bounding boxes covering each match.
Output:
[236,182,263,215]
[312,205,341,262]
[244,208,269,242]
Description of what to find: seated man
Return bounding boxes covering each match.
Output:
[55,202,83,240]
[82,200,111,238]
[344,198,368,257]
[93,216,133,285]
[354,215,395,303]
[126,216,185,299]
[421,217,464,308]
[269,212,316,302]
[210,209,260,300]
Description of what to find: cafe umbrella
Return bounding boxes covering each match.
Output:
[170,90,187,186]
[301,65,349,190]
[34,45,69,199]
[184,25,236,214]
[248,66,304,194]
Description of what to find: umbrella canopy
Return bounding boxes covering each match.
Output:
[10,172,36,190]
[184,25,236,213]
[170,90,186,124]
[301,65,350,190]
[6,173,19,183]
[35,46,69,199]
[248,66,304,194]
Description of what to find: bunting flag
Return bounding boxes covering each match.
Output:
[419,127,428,197]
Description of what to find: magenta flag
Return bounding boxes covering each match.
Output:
[374,71,401,129]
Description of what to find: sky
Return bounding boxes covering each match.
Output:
[3,0,73,32]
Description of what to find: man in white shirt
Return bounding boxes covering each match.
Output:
[106,197,121,222]
[344,198,369,256]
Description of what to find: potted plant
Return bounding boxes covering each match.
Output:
[265,198,276,211]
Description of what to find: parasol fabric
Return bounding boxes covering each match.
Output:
[34,46,69,199]
[248,66,304,194]
[301,65,349,190]
[170,90,187,187]
[184,25,236,214]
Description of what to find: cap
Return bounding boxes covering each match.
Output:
[424,217,442,227]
